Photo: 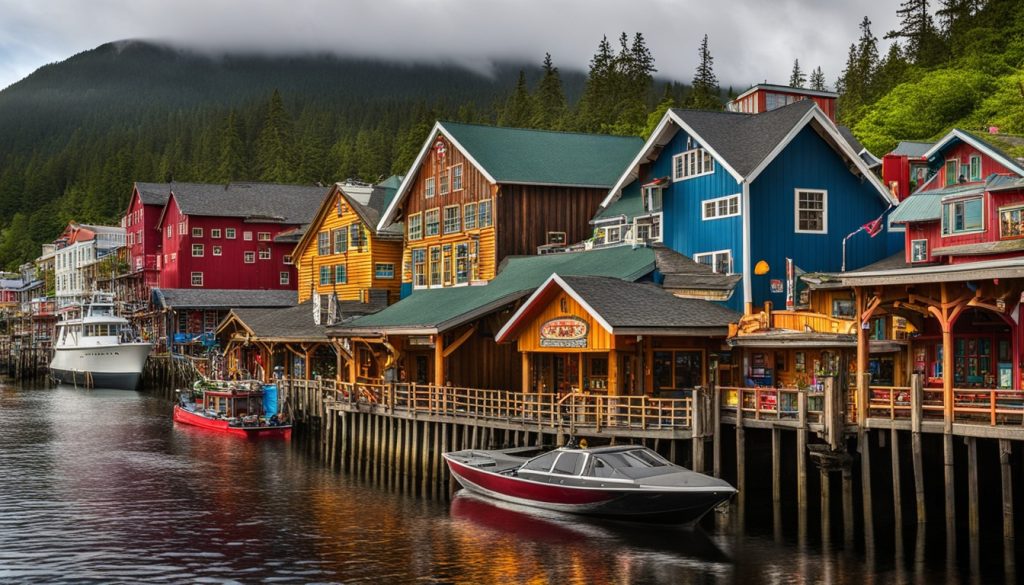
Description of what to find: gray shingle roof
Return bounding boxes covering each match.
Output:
[152,288,297,310]
[135,182,173,206]
[889,141,933,158]
[559,275,741,331]
[163,182,327,224]
[343,180,403,237]
[228,303,328,340]
[671,99,816,177]
[654,245,742,291]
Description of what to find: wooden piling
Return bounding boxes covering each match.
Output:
[713,385,721,478]
[772,427,782,539]
[943,432,956,552]
[842,467,854,547]
[820,467,831,546]
[735,397,745,525]
[911,374,926,525]
[692,388,704,473]
[891,428,903,528]
[999,439,1014,540]
[967,437,978,539]
[797,389,808,541]
[861,428,874,547]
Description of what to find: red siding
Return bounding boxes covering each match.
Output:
[920,142,1013,193]
[124,188,165,273]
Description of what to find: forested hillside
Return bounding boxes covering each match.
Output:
[0,35,700,269]
[833,0,1024,156]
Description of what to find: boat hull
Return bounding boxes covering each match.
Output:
[173,405,292,439]
[49,342,152,390]
[444,453,734,525]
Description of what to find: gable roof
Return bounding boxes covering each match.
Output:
[134,182,174,206]
[378,121,643,230]
[156,182,327,228]
[837,125,881,169]
[330,245,657,335]
[888,178,992,224]
[601,100,896,210]
[292,178,404,262]
[495,273,741,342]
[923,129,1024,177]
[888,141,934,158]
[152,288,297,310]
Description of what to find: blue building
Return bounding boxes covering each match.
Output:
[595,99,899,312]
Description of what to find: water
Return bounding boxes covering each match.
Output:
[0,383,1012,584]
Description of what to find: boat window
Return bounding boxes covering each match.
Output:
[586,458,615,478]
[594,448,671,470]
[521,451,559,472]
[551,452,585,475]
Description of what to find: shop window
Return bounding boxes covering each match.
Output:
[652,350,702,391]
[832,298,855,319]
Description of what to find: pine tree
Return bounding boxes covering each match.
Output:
[530,54,568,130]
[575,35,616,132]
[809,67,828,91]
[872,42,909,99]
[498,70,533,128]
[789,59,806,88]
[644,84,676,137]
[254,90,293,182]
[688,35,720,110]
[936,0,979,56]
[887,0,945,65]
[216,110,246,183]
[836,17,881,124]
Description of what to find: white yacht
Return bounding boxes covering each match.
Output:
[49,292,152,390]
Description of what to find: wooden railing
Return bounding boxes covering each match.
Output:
[866,381,1024,427]
[301,380,696,431]
[718,386,824,424]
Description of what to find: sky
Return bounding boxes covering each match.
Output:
[0,0,901,92]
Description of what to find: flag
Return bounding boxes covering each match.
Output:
[862,216,883,237]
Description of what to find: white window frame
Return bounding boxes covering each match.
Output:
[702,193,741,220]
[794,189,828,234]
[191,244,204,257]
[425,177,436,199]
[425,208,440,237]
[166,226,172,239]
[212,245,222,256]
[191,227,203,238]
[969,155,982,181]
[211,228,221,239]
[375,263,395,279]
[259,248,271,260]
[941,196,985,237]
[604,225,622,244]
[633,213,663,243]
[408,213,423,241]
[244,251,255,264]
[258,232,271,241]
[443,205,461,234]
[910,239,928,263]
[694,249,733,274]
[190,272,203,287]
[283,254,293,265]
[279,271,290,285]
[243,231,253,241]
[225,228,236,239]
[450,164,463,192]
[672,148,715,182]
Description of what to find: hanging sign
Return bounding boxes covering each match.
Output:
[539,317,588,348]
[785,257,795,310]
[770,279,783,293]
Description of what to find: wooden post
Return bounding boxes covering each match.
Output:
[861,427,874,548]
[967,437,979,539]
[911,373,926,524]
[772,427,781,539]
[1000,439,1014,539]
[521,352,530,393]
[692,387,704,473]
[797,389,808,533]
[735,396,745,526]
[433,335,445,387]
[820,467,831,546]
[943,432,956,554]
[713,384,722,478]
[608,348,619,396]
[842,467,855,548]
[855,287,869,426]
[940,283,954,428]
[891,428,903,531]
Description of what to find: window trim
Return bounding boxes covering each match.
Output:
[243,231,253,241]
[701,193,741,220]
[319,265,331,286]
[225,228,237,239]
[279,271,290,285]
[694,249,732,274]
[910,239,928,263]
[443,204,461,235]
[258,248,271,260]
[794,189,828,234]
[425,208,441,237]
[212,245,222,257]
[428,245,442,288]
[317,231,331,255]
[450,164,464,192]
[190,272,204,287]
[969,155,982,181]
[478,199,493,228]
[407,212,423,241]
[258,232,271,241]
[633,213,663,243]
[244,251,255,264]
[945,159,959,186]
[191,244,204,257]
[332,227,347,254]
[375,263,395,279]
[672,148,715,182]
[942,196,985,237]
[463,202,478,230]
[425,176,436,199]
[211,228,221,239]
[191,227,203,238]
[411,248,427,289]
[334,264,347,284]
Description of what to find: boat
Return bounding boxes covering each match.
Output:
[173,379,292,439]
[443,443,736,525]
[49,292,152,390]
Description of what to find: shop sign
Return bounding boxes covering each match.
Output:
[408,335,434,347]
[539,317,588,348]
[770,279,783,293]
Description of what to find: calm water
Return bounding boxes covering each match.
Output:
[0,382,1011,584]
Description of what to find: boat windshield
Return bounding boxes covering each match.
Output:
[585,448,672,478]
[521,451,559,472]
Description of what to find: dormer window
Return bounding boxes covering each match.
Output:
[642,179,667,212]
[672,149,714,181]
[942,197,983,235]
[969,155,981,181]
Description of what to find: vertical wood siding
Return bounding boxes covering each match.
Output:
[496,185,607,258]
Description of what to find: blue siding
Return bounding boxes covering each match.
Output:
[749,126,892,306]
[653,129,744,311]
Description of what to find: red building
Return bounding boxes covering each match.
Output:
[148,182,326,290]
[888,129,1024,266]
[880,141,933,201]
[727,84,839,121]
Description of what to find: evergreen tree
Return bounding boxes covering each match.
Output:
[809,66,828,91]
[254,90,293,182]
[789,59,806,88]
[575,35,617,132]
[688,35,720,110]
[643,84,676,137]
[498,70,533,128]
[887,0,945,65]
[873,42,909,99]
[530,54,569,130]
[936,0,980,56]
[216,110,246,182]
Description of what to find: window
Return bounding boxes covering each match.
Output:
[349,224,366,248]
[192,227,203,238]
[425,208,440,236]
[408,213,423,241]
[439,171,450,195]
[795,189,827,233]
[128,232,134,245]
[634,214,662,242]
[244,251,255,263]
[1000,205,1024,239]
[672,148,715,181]
[547,232,566,245]
[832,299,856,319]
[969,155,981,181]
[279,271,290,285]
[259,248,271,260]
[283,254,293,265]
[190,272,203,287]
[443,205,461,234]
[257,232,270,241]
[602,225,622,244]
[451,165,463,191]
[644,186,663,212]
[911,239,928,263]
[442,244,453,286]
[464,203,477,230]
[191,244,204,257]
[942,198,984,235]
[212,245,222,256]
[243,231,253,241]
[375,263,395,279]
[945,159,959,186]
[694,250,732,274]
[454,243,469,284]
[429,246,442,286]
[425,177,436,199]
[166,226,172,239]
[332,228,347,254]
[412,248,427,287]
[318,232,330,255]
[652,350,703,390]
[319,266,331,285]
[335,264,347,284]
[178,221,186,235]
[211,228,221,239]
[478,199,493,228]
[226,228,236,239]
[702,194,741,220]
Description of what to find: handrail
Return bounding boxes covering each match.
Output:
[718,386,823,424]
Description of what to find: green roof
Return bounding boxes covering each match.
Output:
[593,179,644,222]
[889,183,985,224]
[332,245,656,334]
[442,122,643,187]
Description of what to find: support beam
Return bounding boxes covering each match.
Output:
[442,325,475,358]
[521,352,530,393]
[433,334,445,387]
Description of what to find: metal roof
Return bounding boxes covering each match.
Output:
[888,141,934,158]
[888,183,985,224]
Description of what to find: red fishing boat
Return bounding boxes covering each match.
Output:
[444,443,735,526]
[173,380,292,439]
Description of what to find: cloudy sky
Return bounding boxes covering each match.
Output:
[0,0,900,92]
